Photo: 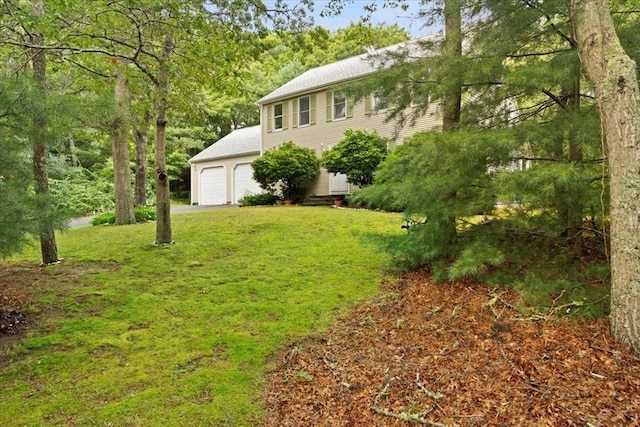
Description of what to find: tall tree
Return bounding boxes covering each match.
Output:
[154,33,174,244]
[571,0,640,354]
[110,65,136,225]
[28,0,59,264]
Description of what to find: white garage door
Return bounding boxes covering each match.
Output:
[200,166,226,205]
[233,163,262,203]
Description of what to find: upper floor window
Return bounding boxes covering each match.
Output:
[267,101,288,132]
[333,92,346,120]
[373,91,389,111]
[299,96,310,126]
[325,91,352,122]
[273,103,284,130]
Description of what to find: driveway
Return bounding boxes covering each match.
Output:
[69,204,237,228]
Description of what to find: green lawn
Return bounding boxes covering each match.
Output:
[0,207,401,426]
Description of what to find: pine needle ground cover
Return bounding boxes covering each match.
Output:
[0,207,400,426]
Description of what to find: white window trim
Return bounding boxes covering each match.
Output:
[273,102,284,131]
[333,92,347,121]
[298,96,311,127]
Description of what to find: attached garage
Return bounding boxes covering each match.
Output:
[233,163,262,203]
[200,166,226,205]
[189,126,262,205]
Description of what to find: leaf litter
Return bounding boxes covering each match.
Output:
[261,271,640,426]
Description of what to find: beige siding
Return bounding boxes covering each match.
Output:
[190,153,260,205]
[261,89,442,196]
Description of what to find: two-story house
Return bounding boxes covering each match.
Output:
[190,38,442,205]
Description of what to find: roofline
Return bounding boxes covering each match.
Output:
[257,72,378,106]
[189,150,261,164]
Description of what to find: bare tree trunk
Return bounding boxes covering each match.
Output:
[110,68,136,225]
[134,109,152,207]
[571,0,640,354]
[30,2,59,265]
[154,34,174,244]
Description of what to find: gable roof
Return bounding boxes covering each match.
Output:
[189,125,261,163]
[257,35,438,105]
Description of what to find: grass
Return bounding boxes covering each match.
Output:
[0,206,402,426]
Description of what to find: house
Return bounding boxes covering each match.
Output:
[256,39,442,198]
[189,125,262,205]
[189,38,442,205]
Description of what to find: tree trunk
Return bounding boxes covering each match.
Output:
[110,68,136,225]
[154,34,174,244]
[571,0,640,354]
[30,2,59,265]
[442,0,462,130]
[441,0,463,246]
[134,109,152,207]
[561,66,585,256]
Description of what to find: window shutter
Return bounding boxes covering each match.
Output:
[266,105,272,132]
[346,97,354,118]
[282,100,288,130]
[310,94,316,124]
[365,94,372,116]
[292,99,299,128]
[326,91,332,121]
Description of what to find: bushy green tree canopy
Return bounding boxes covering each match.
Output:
[321,129,389,187]
[251,141,320,202]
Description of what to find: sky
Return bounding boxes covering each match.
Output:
[311,1,431,37]
[268,1,437,38]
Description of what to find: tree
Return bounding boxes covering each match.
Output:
[251,141,320,203]
[320,129,389,186]
[27,0,60,264]
[570,0,640,353]
[0,78,39,258]
[110,65,136,225]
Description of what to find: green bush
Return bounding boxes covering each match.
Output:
[238,192,279,207]
[251,141,320,203]
[321,129,389,187]
[90,212,116,226]
[91,206,157,226]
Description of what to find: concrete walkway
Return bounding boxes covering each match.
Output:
[69,204,237,228]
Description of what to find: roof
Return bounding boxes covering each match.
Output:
[257,35,439,105]
[189,125,261,163]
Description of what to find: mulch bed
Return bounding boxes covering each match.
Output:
[261,271,640,426]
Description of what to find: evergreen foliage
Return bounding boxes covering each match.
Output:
[320,129,389,186]
[251,141,320,203]
[355,130,514,276]
[0,78,72,258]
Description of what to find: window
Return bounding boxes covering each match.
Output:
[299,96,310,126]
[333,92,346,120]
[273,103,284,130]
[373,91,389,111]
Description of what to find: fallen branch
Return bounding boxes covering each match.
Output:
[370,406,459,426]
[370,372,456,426]
[416,373,445,400]
[484,291,515,318]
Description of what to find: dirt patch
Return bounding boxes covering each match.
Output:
[0,263,38,343]
[0,261,118,353]
[262,271,640,426]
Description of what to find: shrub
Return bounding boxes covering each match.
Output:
[91,206,157,226]
[320,129,389,187]
[251,141,320,203]
[238,192,279,207]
